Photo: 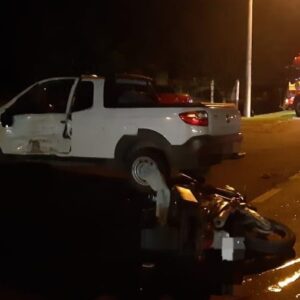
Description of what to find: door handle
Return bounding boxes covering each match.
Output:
[60,120,66,124]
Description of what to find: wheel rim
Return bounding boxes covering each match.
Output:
[131,156,157,186]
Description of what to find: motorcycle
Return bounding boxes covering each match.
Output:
[166,173,296,257]
[139,173,296,299]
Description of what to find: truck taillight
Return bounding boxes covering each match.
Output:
[179,111,208,126]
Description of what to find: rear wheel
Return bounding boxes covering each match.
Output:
[127,149,170,193]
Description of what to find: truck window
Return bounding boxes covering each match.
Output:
[72,81,94,112]
[42,80,74,113]
[104,78,157,108]
[8,79,74,115]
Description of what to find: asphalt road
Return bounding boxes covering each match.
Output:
[206,111,300,201]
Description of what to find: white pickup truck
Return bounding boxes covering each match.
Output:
[0,74,242,190]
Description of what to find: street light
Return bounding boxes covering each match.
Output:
[244,0,253,117]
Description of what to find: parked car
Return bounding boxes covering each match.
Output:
[283,85,296,110]
[283,96,294,110]
[0,74,242,191]
[155,85,193,104]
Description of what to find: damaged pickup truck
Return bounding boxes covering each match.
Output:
[0,74,242,190]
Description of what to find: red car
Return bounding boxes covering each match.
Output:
[283,96,295,110]
[155,85,193,104]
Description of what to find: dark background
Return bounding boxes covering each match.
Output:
[0,0,300,105]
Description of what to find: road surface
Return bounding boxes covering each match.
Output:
[207,111,300,200]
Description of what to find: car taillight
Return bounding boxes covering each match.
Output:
[179,111,208,126]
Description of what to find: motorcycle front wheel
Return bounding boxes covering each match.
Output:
[229,218,296,255]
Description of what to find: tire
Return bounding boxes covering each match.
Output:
[295,97,300,117]
[127,149,170,193]
[230,218,295,255]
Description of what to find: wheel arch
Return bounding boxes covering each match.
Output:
[114,129,172,163]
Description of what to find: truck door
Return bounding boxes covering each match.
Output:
[0,78,78,155]
[68,79,95,157]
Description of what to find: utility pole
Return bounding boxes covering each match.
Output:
[244,0,253,117]
[235,79,240,109]
[210,80,215,103]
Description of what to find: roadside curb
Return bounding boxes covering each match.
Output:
[241,110,294,120]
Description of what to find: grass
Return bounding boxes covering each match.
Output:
[242,110,296,122]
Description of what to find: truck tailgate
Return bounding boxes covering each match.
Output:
[205,106,241,136]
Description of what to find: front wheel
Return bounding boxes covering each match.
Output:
[230,218,295,255]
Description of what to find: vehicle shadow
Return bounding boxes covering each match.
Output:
[0,162,142,300]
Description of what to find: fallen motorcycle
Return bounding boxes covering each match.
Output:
[168,173,296,257]
[140,173,297,299]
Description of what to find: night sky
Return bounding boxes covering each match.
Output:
[1,0,300,98]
